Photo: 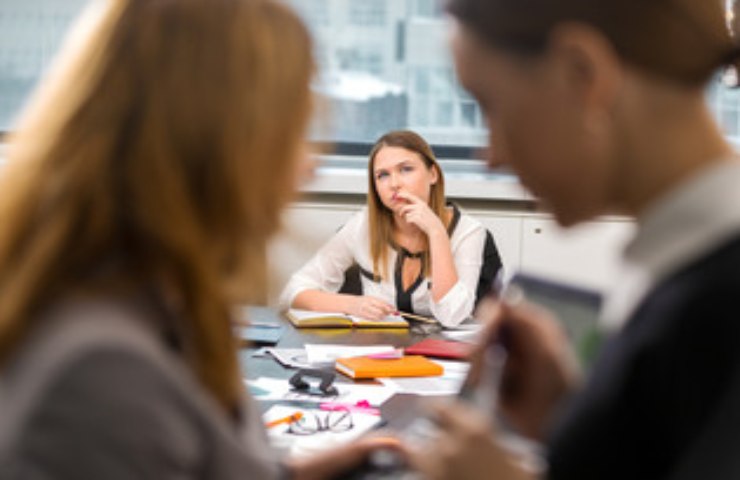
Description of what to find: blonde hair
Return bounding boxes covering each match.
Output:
[0,0,314,414]
[367,130,447,280]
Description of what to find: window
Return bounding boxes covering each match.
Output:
[709,80,740,145]
[287,0,488,151]
[348,0,386,27]
[337,48,384,76]
[2,0,740,161]
[413,0,444,19]
[0,0,90,131]
[287,0,329,27]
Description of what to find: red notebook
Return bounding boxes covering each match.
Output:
[404,338,473,360]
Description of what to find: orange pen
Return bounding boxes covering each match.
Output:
[264,411,303,429]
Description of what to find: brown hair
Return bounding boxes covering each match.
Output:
[367,130,447,280]
[448,0,739,86]
[0,0,314,414]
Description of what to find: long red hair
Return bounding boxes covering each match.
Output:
[0,0,314,414]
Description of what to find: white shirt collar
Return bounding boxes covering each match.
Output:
[601,158,740,331]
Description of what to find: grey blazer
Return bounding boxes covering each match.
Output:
[0,298,282,479]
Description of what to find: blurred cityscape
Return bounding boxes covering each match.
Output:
[1,0,739,147]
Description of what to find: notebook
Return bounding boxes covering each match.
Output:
[335,355,443,379]
[237,325,284,345]
[404,338,473,360]
[285,308,409,329]
[235,305,285,345]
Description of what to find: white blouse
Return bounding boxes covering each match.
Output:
[279,205,488,327]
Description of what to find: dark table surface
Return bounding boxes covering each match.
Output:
[238,311,462,429]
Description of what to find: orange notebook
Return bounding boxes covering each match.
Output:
[335,355,443,379]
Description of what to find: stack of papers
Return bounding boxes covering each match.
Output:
[304,344,396,364]
[442,323,483,343]
[263,405,383,457]
[379,360,470,396]
[256,345,399,369]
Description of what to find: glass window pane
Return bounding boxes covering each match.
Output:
[7,0,737,158]
[461,102,477,128]
[433,100,453,127]
[0,0,91,130]
[287,0,488,148]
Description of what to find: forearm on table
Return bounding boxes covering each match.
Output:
[428,230,458,301]
[292,289,358,314]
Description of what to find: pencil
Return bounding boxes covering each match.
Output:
[397,311,438,324]
[264,411,303,429]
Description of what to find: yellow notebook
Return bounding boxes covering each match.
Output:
[335,355,443,379]
[285,309,409,329]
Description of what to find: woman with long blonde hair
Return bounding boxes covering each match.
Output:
[281,130,502,328]
[0,0,391,477]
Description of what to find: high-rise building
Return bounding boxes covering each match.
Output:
[0,0,737,148]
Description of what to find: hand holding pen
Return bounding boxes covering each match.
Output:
[468,285,580,441]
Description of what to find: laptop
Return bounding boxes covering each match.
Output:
[506,272,603,370]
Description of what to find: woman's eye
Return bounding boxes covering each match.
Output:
[376,172,388,180]
[401,166,413,173]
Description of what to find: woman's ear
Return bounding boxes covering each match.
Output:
[548,23,623,115]
[429,163,440,186]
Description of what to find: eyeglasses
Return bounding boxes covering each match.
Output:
[287,408,354,436]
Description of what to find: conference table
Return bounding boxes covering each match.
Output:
[238,314,468,430]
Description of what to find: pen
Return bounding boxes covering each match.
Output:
[396,311,437,324]
[264,411,303,428]
[367,348,404,359]
[320,401,381,416]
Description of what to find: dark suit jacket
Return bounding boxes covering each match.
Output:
[547,235,740,479]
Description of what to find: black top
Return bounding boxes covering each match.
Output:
[339,202,502,312]
[547,235,740,479]
[390,203,462,314]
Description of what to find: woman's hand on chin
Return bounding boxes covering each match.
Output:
[395,190,445,237]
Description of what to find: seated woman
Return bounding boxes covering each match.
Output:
[280,130,502,328]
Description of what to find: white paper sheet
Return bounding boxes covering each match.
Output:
[263,405,383,458]
[304,344,396,364]
[245,377,398,406]
[442,325,482,343]
[378,360,470,396]
[262,348,317,369]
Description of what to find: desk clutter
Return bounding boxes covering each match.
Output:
[285,308,410,329]
[335,355,443,379]
[242,307,477,459]
[263,405,383,458]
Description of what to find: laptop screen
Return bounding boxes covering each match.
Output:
[507,272,603,370]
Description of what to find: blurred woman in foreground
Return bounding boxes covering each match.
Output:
[0,0,390,478]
